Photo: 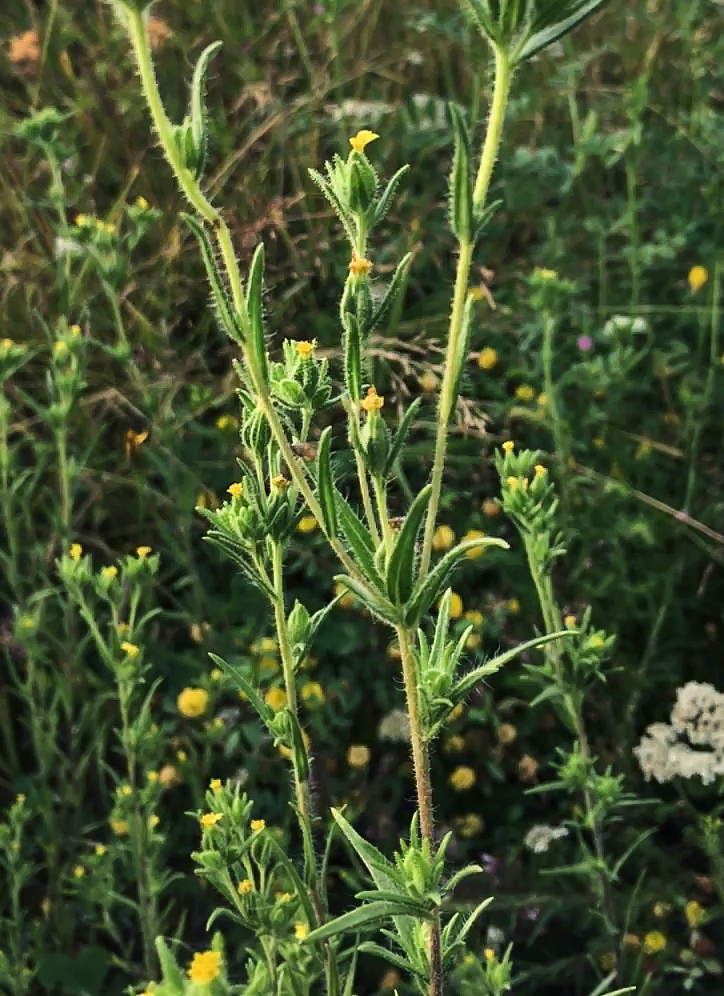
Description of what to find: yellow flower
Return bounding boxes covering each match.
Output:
[349,129,379,154]
[135,196,149,210]
[455,813,484,838]
[483,498,500,517]
[518,754,539,782]
[447,703,464,723]
[199,811,223,830]
[449,766,476,791]
[502,440,514,453]
[95,843,106,856]
[419,370,438,393]
[515,384,535,402]
[301,682,326,706]
[158,765,178,787]
[177,750,187,762]
[462,529,485,557]
[54,340,69,357]
[111,819,129,836]
[445,592,463,619]
[276,891,292,903]
[146,770,159,783]
[534,268,558,281]
[250,819,266,832]
[124,429,148,457]
[564,614,577,628]
[347,744,371,768]
[121,642,140,658]
[624,933,641,949]
[507,475,519,490]
[507,598,520,613]
[294,923,309,941]
[443,734,465,753]
[210,667,222,681]
[73,865,85,879]
[265,687,288,711]
[466,631,481,651]
[120,784,133,797]
[643,931,666,954]
[534,464,546,477]
[2,338,14,349]
[296,340,315,360]
[188,950,222,984]
[259,655,279,676]
[432,524,455,551]
[149,814,160,829]
[216,414,237,430]
[464,609,484,627]
[136,546,152,559]
[599,952,616,973]
[40,897,52,916]
[177,687,209,718]
[349,251,373,279]
[360,386,384,412]
[537,392,548,408]
[70,543,83,561]
[227,482,243,500]
[209,779,222,792]
[101,565,118,580]
[477,347,498,371]
[685,900,705,927]
[498,723,517,746]
[484,948,495,962]
[688,265,708,293]
[297,516,318,534]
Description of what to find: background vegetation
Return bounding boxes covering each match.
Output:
[1,0,723,993]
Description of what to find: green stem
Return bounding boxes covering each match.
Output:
[396,625,441,996]
[625,155,640,307]
[542,313,569,519]
[372,476,393,555]
[0,398,20,598]
[420,49,511,577]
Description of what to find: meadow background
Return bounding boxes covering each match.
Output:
[1,0,724,993]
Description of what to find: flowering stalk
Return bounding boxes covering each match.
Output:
[420,48,512,577]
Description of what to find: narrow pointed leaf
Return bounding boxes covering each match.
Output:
[370,252,413,334]
[386,484,432,605]
[373,164,410,226]
[448,103,473,241]
[517,0,609,62]
[182,214,243,345]
[305,900,427,944]
[333,575,399,626]
[316,426,338,538]
[383,397,422,477]
[335,495,385,589]
[246,242,267,381]
[406,536,509,624]
[209,653,274,727]
[190,41,222,167]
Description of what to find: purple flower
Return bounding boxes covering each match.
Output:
[313,3,325,12]
[480,853,502,881]
[577,334,593,351]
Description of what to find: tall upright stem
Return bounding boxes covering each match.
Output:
[420,49,511,577]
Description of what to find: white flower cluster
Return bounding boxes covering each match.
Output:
[524,824,568,854]
[377,708,411,742]
[602,314,648,337]
[635,682,724,785]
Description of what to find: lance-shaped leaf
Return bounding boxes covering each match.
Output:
[308,168,357,244]
[334,575,399,626]
[335,495,386,590]
[386,484,432,606]
[384,397,422,478]
[246,242,267,382]
[155,938,185,995]
[209,653,274,727]
[473,197,503,244]
[372,164,410,226]
[189,41,222,177]
[515,0,610,62]
[305,899,430,944]
[286,708,310,781]
[405,536,509,624]
[455,629,574,698]
[449,293,475,413]
[356,943,413,976]
[316,426,338,538]
[183,215,244,345]
[448,103,473,241]
[369,252,413,334]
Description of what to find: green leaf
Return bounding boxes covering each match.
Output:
[316,426,338,538]
[189,41,222,176]
[331,809,401,891]
[386,484,432,605]
[342,312,363,403]
[406,536,509,624]
[264,835,318,927]
[305,900,428,943]
[473,197,503,244]
[369,253,413,334]
[209,653,274,727]
[356,942,414,975]
[335,495,385,589]
[287,708,310,781]
[516,0,610,62]
[448,103,473,241]
[308,168,357,244]
[384,397,422,478]
[455,630,574,698]
[333,575,399,626]
[246,242,267,381]
[155,938,185,994]
[182,215,243,345]
[373,164,410,226]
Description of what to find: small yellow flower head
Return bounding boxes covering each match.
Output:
[477,347,498,371]
[518,754,539,782]
[94,843,106,856]
[564,614,577,628]
[443,734,465,753]
[136,546,152,559]
[1,338,14,349]
[599,952,616,973]
[537,392,548,408]
[176,750,187,762]
[507,597,520,614]
[643,930,666,954]
[462,529,485,558]
[158,765,178,787]
[349,129,379,154]
[121,642,139,658]
[41,897,52,916]
[502,440,514,453]
[188,950,222,984]
[447,703,464,723]
[70,543,83,561]
[199,811,223,830]
[238,878,254,895]
[349,250,373,279]
[124,429,148,457]
[455,813,485,838]
[120,784,133,797]
[149,814,160,829]
[360,386,384,412]
[209,779,222,792]
[688,265,708,293]
[272,474,289,490]
[265,686,288,711]
[216,414,237,430]
[432,524,455,551]
[101,565,118,580]
[534,268,558,282]
[226,482,243,500]
[75,214,87,226]
[277,891,292,903]
[624,933,641,949]
[449,766,476,791]
[294,922,309,941]
[419,370,438,393]
[73,865,85,879]
[296,340,315,360]
[507,475,519,490]
[464,609,484,626]
[652,901,670,918]
[347,744,371,768]
[534,464,546,477]
[484,948,495,962]
[515,384,535,402]
[445,592,463,619]
[498,723,517,746]
[54,339,69,357]
[250,819,266,832]
[301,682,326,706]
[685,899,705,927]
[210,667,222,681]
[297,515,318,534]
[146,770,159,783]
[483,498,501,517]
[135,196,149,210]
[111,819,129,836]
[467,634,481,649]
[69,324,81,337]
[177,687,209,718]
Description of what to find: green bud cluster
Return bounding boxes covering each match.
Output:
[269,339,332,417]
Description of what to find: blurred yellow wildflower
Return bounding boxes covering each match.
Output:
[294,923,309,941]
[301,682,326,706]
[102,566,118,580]
[348,745,371,768]
[70,543,82,561]
[449,766,476,791]
[477,347,498,370]
[238,878,254,895]
[227,482,243,500]
[643,931,666,954]
[297,516,317,533]
[685,900,705,927]
[121,642,139,658]
[111,819,129,836]
[349,129,379,153]
[432,524,455,551]
[296,340,315,360]
[360,385,384,411]
[498,723,517,746]
[502,440,514,453]
[188,950,222,984]
[349,251,373,279]
[177,687,209,718]
[515,384,535,402]
[455,813,484,837]
[688,266,708,293]
[250,819,265,832]
[199,812,223,829]
[265,687,288,711]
